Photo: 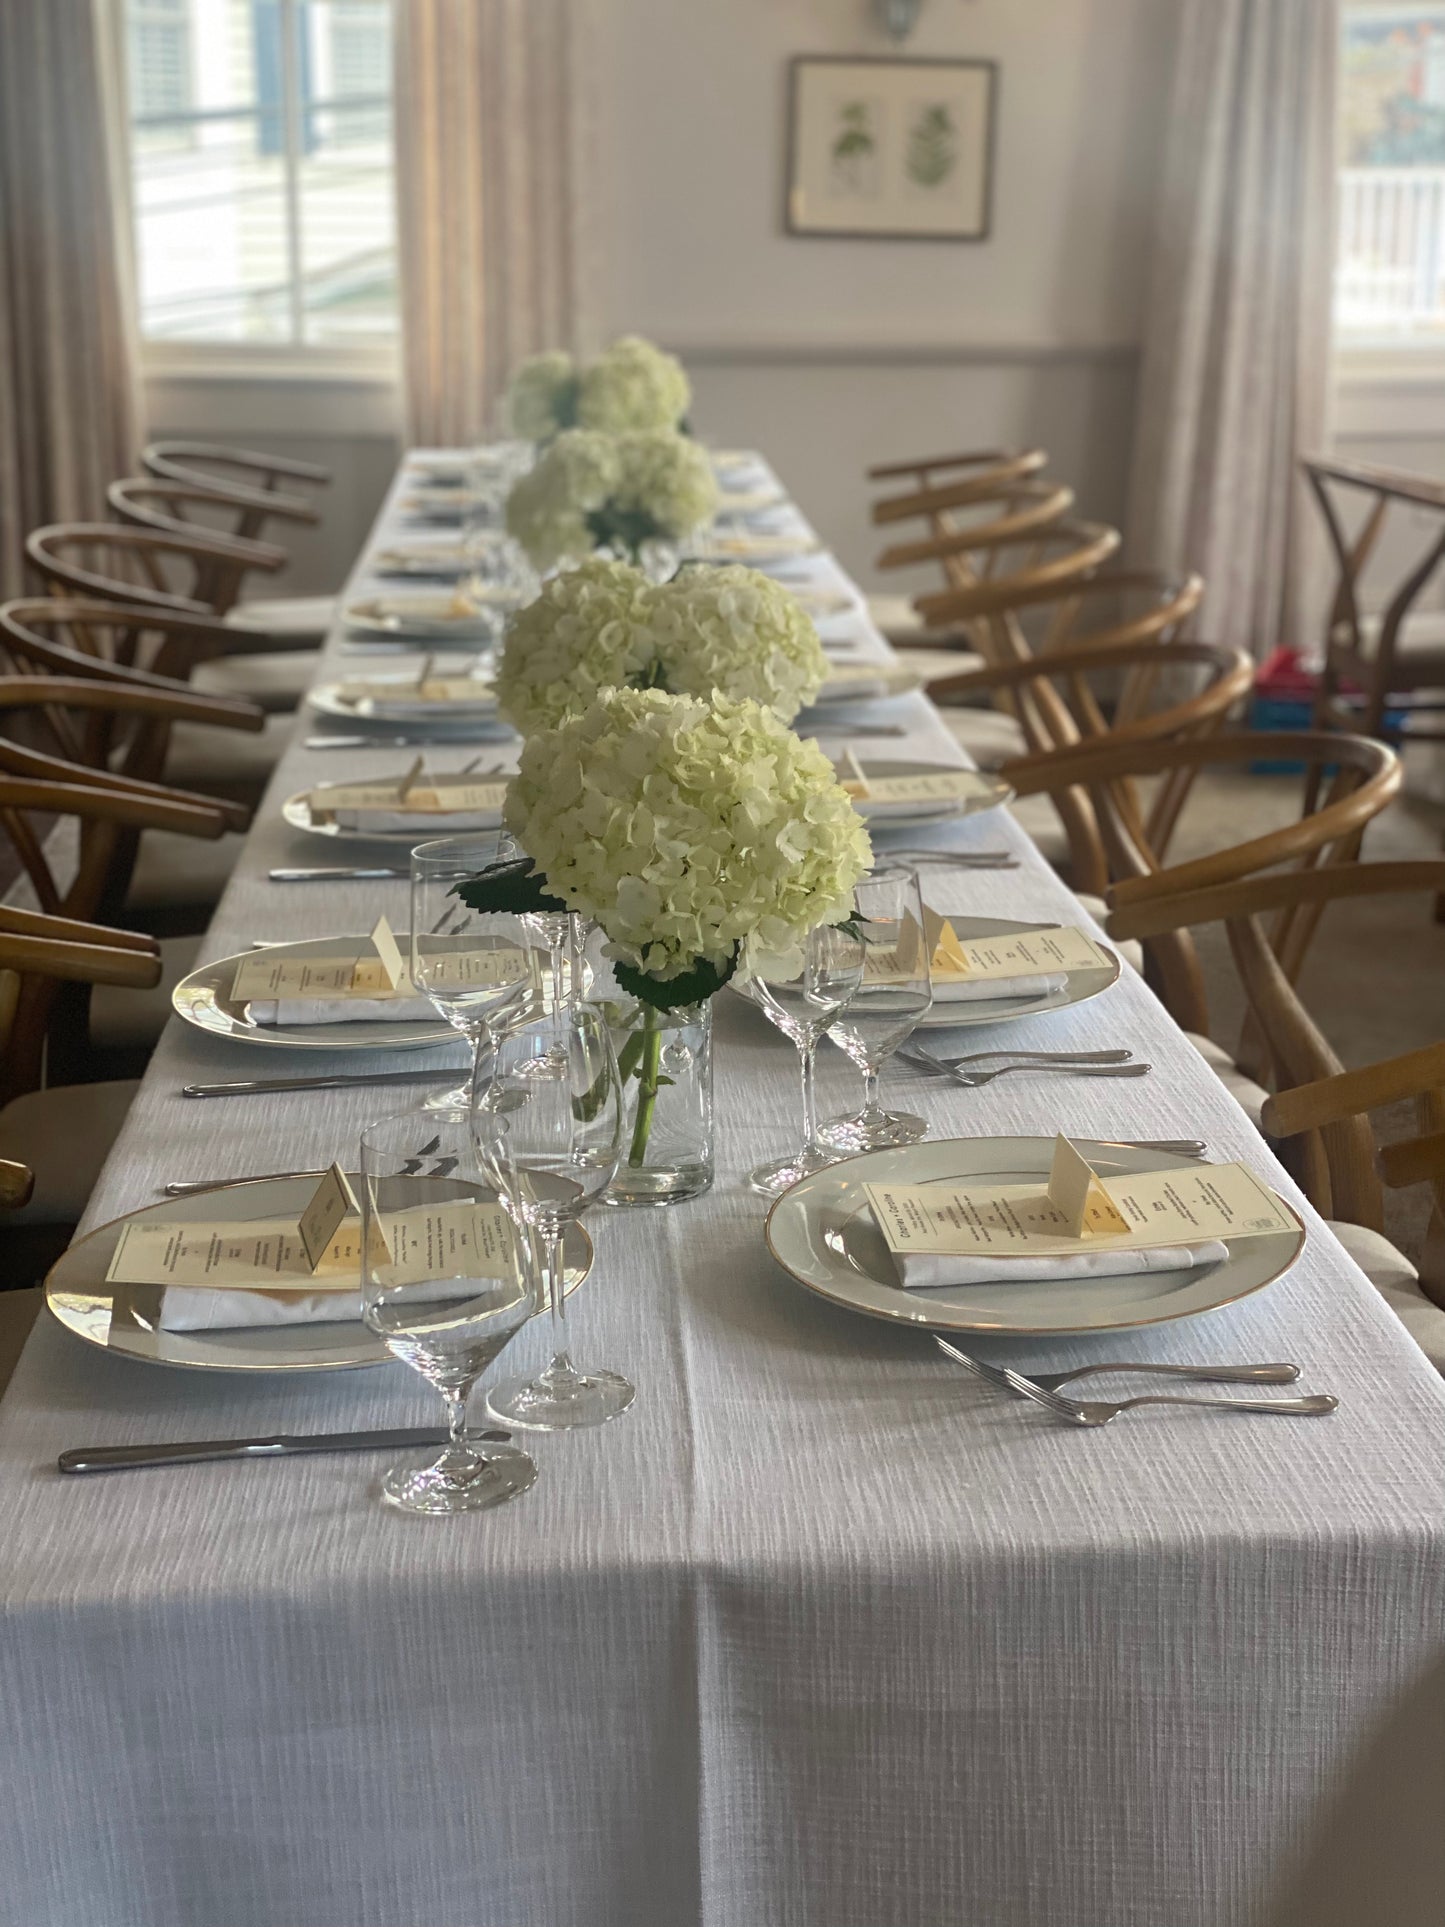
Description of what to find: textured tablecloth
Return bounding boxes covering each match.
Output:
[0,455,1442,1927]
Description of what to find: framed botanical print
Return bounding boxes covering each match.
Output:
[785,55,998,241]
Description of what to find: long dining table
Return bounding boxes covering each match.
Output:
[1,452,1443,1927]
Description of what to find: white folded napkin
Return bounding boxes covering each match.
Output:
[930,972,1067,1004]
[354,695,493,720]
[159,1285,361,1332]
[329,801,502,833]
[248,994,438,1026]
[894,1240,1229,1290]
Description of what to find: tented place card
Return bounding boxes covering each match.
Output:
[308,776,510,821]
[106,1165,519,1293]
[343,677,494,704]
[865,1139,1295,1266]
[863,912,1109,989]
[838,765,999,810]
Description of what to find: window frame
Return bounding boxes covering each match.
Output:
[119,0,399,380]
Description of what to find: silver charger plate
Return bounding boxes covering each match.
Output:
[282,780,506,846]
[765,1137,1305,1337]
[912,914,1121,1030]
[309,674,502,725]
[47,1177,592,1374]
[173,934,459,1052]
[843,758,1015,829]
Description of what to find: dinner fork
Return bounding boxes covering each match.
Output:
[938,1061,1151,1089]
[899,1043,1133,1072]
[934,1343,1335,1425]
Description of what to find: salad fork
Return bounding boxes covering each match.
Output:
[943,1061,1151,1089]
[934,1342,1334,1425]
[899,1043,1132,1073]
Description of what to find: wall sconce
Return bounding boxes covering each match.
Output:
[873,0,924,42]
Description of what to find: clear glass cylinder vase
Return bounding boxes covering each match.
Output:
[602,996,714,1206]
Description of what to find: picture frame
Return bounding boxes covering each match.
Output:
[785,55,998,242]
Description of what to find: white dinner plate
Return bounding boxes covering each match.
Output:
[808,664,924,709]
[282,775,507,845]
[371,542,479,579]
[47,1177,591,1374]
[343,592,511,642]
[173,934,460,1052]
[309,674,503,725]
[793,590,857,621]
[842,758,1014,829]
[765,1137,1305,1337]
[712,486,786,515]
[399,487,491,523]
[912,914,1121,1030]
[696,533,823,564]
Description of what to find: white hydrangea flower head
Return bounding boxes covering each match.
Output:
[612,430,718,540]
[494,556,654,737]
[505,686,873,984]
[644,564,828,722]
[576,336,691,434]
[505,350,579,441]
[504,428,621,571]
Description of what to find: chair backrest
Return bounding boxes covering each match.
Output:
[874,480,1079,583]
[141,440,330,542]
[929,639,1252,897]
[26,522,284,621]
[0,602,265,787]
[106,480,294,612]
[870,450,1051,525]
[1113,862,1445,1231]
[0,905,162,1108]
[867,445,1049,490]
[1016,729,1401,1033]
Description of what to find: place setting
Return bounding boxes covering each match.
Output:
[281,755,512,845]
[307,658,511,731]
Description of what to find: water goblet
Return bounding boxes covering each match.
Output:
[410,833,536,1108]
[360,1105,540,1515]
[743,922,866,1198]
[819,865,934,1151]
[481,1005,634,1430]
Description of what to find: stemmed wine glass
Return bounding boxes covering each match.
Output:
[480,1005,634,1431]
[743,922,866,1198]
[359,1104,540,1515]
[819,865,934,1151]
[410,833,536,1108]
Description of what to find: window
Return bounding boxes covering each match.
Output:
[1338,6,1445,344]
[123,0,396,350]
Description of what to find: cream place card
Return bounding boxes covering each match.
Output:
[862,912,1108,986]
[864,1142,1295,1265]
[230,936,528,1007]
[308,776,510,820]
[344,677,493,704]
[839,766,998,809]
[106,1177,520,1292]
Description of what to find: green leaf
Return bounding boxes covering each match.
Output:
[613,949,737,1013]
[453,858,568,917]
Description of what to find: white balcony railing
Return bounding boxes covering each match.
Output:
[1338,165,1445,338]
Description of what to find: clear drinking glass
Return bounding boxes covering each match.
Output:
[480,1006,634,1430]
[819,866,934,1151]
[744,923,866,1198]
[410,833,536,1108]
[360,1105,540,1515]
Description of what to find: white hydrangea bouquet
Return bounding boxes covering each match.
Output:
[494,557,828,737]
[457,686,871,1174]
[504,428,718,573]
[505,335,691,442]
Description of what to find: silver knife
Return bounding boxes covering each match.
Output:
[269,867,410,881]
[58,1425,511,1474]
[183,1067,460,1099]
[305,734,511,750]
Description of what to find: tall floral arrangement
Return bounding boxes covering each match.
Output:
[494,558,828,737]
[504,428,718,572]
[504,336,691,442]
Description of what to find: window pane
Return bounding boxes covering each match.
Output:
[1339,7,1445,339]
[124,0,396,348]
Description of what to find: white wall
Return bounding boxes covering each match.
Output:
[592,0,1176,592]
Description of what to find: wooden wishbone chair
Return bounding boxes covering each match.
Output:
[925,640,1252,898]
[1034,567,1205,656]
[1016,731,1402,1037]
[0,913,171,1283]
[106,481,293,609]
[1106,866,1445,1374]
[0,601,285,802]
[867,445,1048,490]
[871,450,1052,526]
[874,479,1078,580]
[141,439,331,526]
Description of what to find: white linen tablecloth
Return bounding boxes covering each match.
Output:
[0,455,1442,1927]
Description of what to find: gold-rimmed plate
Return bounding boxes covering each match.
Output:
[173,934,459,1052]
[912,914,1121,1030]
[282,776,507,845]
[309,673,502,725]
[841,758,1014,829]
[765,1137,1305,1337]
[46,1178,591,1373]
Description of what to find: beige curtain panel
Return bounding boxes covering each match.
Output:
[0,0,144,600]
[394,0,590,445]
[1126,0,1337,660]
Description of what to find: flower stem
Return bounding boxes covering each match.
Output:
[628,1006,664,1167]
